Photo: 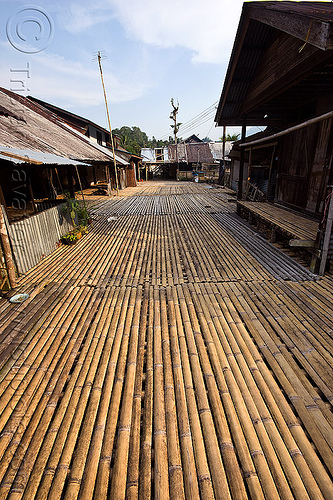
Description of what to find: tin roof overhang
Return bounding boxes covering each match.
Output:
[0,146,89,166]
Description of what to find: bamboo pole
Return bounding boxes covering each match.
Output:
[176,285,232,500]
[0,204,16,288]
[170,286,215,500]
[126,286,149,499]
[108,287,142,500]
[139,285,154,498]
[160,287,185,500]
[153,286,170,499]
[35,287,123,499]
[97,52,119,196]
[20,288,108,499]
[223,280,333,498]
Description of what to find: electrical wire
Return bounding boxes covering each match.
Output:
[157,101,218,141]
[178,111,216,136]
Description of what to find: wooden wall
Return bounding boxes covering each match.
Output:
[243,32,327,116]
[276,118,333,214]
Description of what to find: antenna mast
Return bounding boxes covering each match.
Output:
[96,51,119,196]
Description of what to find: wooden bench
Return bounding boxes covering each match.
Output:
[237,201,319,247]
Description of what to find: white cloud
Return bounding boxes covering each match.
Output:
[112,0,243,63]
[62,0,243,64]
[55,1,115,34]
[0,43,149,108]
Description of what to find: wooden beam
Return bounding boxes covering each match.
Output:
[0,151,43,165]
[240,110,333,148]
[238,117,247,200]
[289,239,315,248]
[250,6,333,51]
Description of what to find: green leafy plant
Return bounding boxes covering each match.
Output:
[62,191,80,225]
[60,192,91,246]
[76,205,91,226]
[60,231,78,245]
[78,225,88,235]
[62,191,91,227]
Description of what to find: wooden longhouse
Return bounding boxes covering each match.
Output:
[0,87,133,277]
[215,1,333,272]
[27,96,141,189]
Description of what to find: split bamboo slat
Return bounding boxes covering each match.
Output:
[237,201,318,242]
[0,181,332,499]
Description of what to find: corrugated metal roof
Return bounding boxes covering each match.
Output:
[0,146,87,165]
[209,141,233,160]
[141,149,156,162]
[0,88,119,163]
[61,123,129,165]
[169,142,214,163]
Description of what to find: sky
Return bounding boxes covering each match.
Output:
[0,0,327,142]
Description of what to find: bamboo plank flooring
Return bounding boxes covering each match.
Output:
[0,181,332,499]
[237,201,318,242]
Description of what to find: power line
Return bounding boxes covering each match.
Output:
[178,111,216,136]
[157,101,218,140]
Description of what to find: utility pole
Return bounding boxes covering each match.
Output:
[170,98,181,180]
[96,51,119,196]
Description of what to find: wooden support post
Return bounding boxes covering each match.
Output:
[319,188,333,275]
[310,229,322,273]
[270,226,276,243]
[27,169,37,212]
[0,185,8,214]
[75,165,86,208]
[67,166,75,198]
[267,145,276,201]
[55,167,64,194]
[0,204,17,288]
[105,164,112,196]
[238,117,247,200]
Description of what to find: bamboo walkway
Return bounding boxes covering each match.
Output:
[237,201,319,244]
[0,181,332,499]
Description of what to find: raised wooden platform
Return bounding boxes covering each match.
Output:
[237,201,319,247]
[0,182,332,499]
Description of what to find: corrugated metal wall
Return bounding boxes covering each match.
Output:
[4,204,73,274]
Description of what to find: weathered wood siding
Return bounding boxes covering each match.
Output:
[277,119,333,214]
[4,204,73,274]
[244,32,326,114]
[126,164,137,187]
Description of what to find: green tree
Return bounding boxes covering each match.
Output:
[113,126,175,155]
[221,133,240,142]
